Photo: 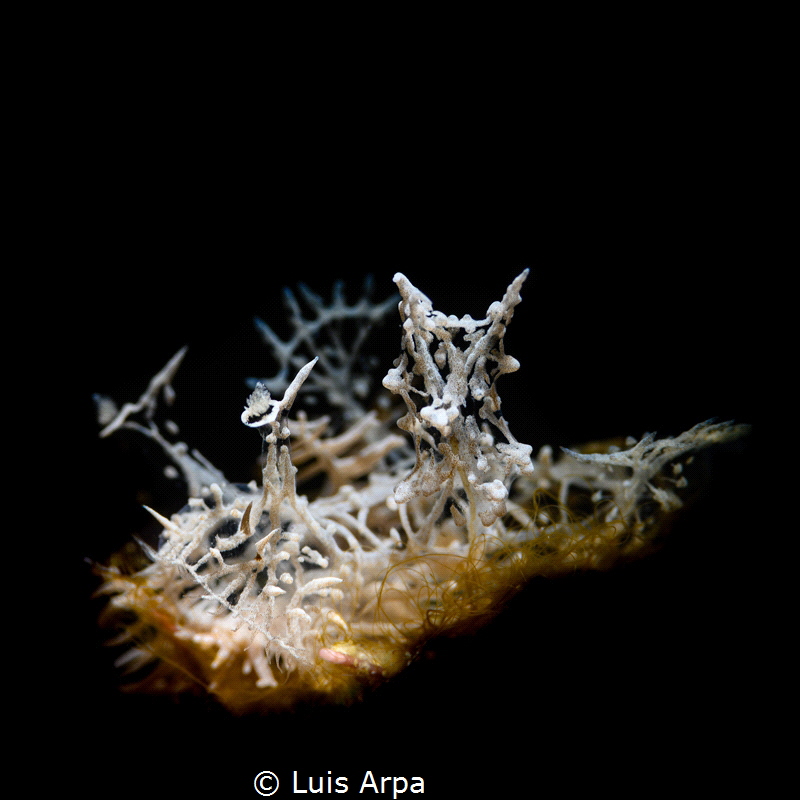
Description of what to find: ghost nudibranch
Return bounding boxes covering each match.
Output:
[94,270,748,712]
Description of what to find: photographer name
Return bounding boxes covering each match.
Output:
[293,771,424,797]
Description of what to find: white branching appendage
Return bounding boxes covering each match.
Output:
[248,277,398,424]
[95,273,749,712]
[383,270,534,536]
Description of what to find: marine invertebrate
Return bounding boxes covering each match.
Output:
[93,271,749,712]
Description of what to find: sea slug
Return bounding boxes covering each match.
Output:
[93,270,748,712]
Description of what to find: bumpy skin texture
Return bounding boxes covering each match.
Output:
[95,272,748,712]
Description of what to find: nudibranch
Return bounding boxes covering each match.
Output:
[94,271,748,712]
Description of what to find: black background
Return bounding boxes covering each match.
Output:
[48,70,769,797]
[67,231,759,798]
